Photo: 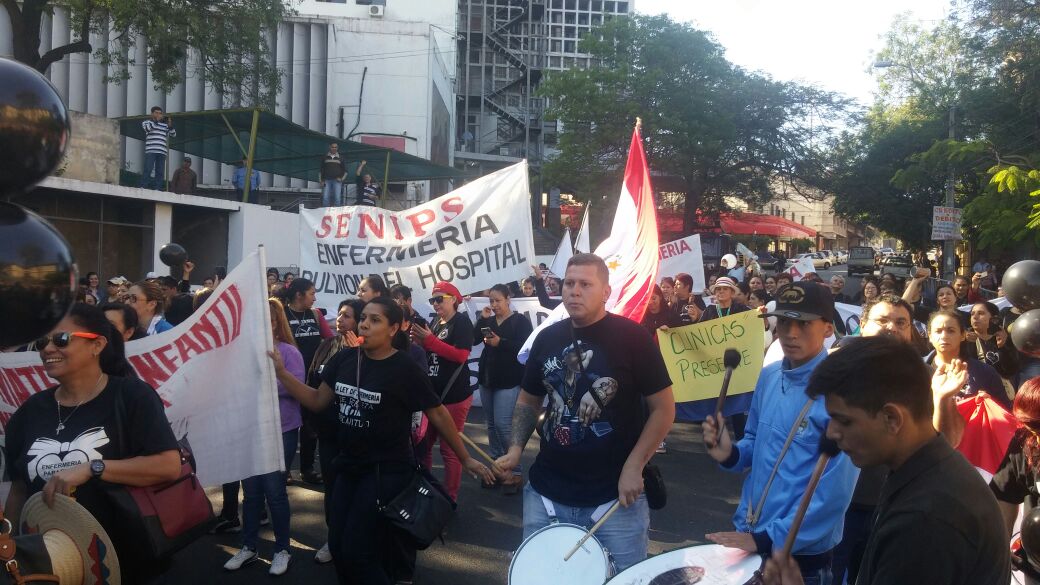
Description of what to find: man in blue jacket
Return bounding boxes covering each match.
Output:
[703,282,859,585]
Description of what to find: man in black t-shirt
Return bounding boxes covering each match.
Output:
[496,253,675,572]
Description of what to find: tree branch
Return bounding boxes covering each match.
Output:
[35,4,93,72]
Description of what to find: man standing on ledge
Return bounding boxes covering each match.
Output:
[319,142,346,208]
[141,106,176,190]
[496,253,675,572]
[702,282,858,584]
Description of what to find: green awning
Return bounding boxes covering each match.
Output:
[118,108,468,183]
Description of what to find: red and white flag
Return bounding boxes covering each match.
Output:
[519,122,659,362]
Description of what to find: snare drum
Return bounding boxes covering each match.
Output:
[608,544,762,585]
[508,523,616,585]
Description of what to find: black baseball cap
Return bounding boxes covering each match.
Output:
[761,282,834,322]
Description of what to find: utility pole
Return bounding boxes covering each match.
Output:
[943,105,957,281]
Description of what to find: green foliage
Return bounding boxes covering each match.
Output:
[539,14,850,229]
[829,2,1040,253]
[5,0,291,108]
[789,238,814,253]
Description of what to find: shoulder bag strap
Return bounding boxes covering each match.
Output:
[745,398,815,530]
[432,319,468,403]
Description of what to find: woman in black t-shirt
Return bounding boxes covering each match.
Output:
[991,377,1040,540]
[4,303,181,584]
[270,298,494,584]
[667,273,705,326]
[473,284,534,493]
[410,281,475,501]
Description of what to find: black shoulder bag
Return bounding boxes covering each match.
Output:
[368,349,463,549]
[569,323,667,510]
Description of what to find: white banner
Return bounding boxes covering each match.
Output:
[787,257,816,280]
[932,206,963,241]
[0,249,283,487]
[658,234,706,294]
[298,162,536,313]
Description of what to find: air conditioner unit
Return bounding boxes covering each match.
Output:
[369,5,384,17]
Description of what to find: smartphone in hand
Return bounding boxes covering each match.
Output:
[481,327,492,338]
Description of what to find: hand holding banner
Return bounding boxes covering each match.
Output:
[658,311,765,420]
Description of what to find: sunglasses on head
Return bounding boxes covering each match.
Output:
[429,295,453,304]
[36,331,101,349]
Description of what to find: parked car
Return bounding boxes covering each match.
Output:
[880,254,915,280]
[754,250,784,273]
[847,246,877,277]
[833,250,848,263]
[880,247,896,256]
[787,252,831,270]
[819,250,835,265]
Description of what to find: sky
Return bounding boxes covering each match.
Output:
[635,0,954,107]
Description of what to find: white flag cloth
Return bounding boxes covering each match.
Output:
[550,228,574,278]
[0,248,284,487]
[575,204,592,254]
[518,125,660,363]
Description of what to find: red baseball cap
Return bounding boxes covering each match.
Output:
[431,281,463,303]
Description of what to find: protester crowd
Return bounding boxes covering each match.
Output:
[7,245,1040,585]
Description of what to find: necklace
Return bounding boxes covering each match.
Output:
[55,373,105,434]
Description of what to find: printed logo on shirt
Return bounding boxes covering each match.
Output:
[539,341,617,447]
[289,320,321,338]
[25,427,110,482]
[334,382,379,428]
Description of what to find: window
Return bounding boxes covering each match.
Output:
[592,0,601,9]
[551,11,563,23]
[564,40,576,53]
[565,26,576,38]
[551,40,562,52]
[565,12,575,24]
[550,56,562,67]
[617,1,628,12]
[605,1,615,11]
[591,14,601,25]
[578,13,589,25]
[579,0,589,8]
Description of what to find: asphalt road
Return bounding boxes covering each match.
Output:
[166,263,862,584]
[167,409,744,584]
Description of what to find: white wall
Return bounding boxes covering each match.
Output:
[227,205,301,271]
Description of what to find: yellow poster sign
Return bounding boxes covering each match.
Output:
[657,311,765,403]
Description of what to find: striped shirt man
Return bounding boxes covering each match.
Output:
[142,119,176,155]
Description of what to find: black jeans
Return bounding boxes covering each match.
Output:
[300,412,319,474]
[318,434,340,527]
[328,463,414,585]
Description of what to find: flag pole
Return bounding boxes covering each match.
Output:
[635,117,642,130]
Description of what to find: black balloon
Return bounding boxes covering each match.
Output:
[159,243,187,267]
[1011,309,1040,358]
[0,201,76,348]
[0,58,71,192]
[1003,260,1040,312]
[1022,506,1040,571]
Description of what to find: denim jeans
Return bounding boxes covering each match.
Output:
[478,385,522,475]
[322,179,344,207]
[141,152,166,190]
[241,428,298,551]
[522,483,649,572]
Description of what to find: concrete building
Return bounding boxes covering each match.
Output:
[454,0,633,181]
[0,1,463,279]
[0,0,457,205]
[753,193,870,252]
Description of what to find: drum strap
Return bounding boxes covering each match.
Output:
[539,496,615,527]
[745,398,814,530]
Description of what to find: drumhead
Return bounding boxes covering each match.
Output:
[608,544,762,585]
[509,523,613,585]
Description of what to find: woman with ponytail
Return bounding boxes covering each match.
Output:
[3,303,182,584]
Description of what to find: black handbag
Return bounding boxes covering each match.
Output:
[377,466,457,550]
[643,464,667,510]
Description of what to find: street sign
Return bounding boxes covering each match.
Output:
[931,206,962,240]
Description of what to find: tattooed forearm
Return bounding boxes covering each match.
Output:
[511,402,540,450]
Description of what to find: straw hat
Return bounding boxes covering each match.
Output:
[21,493,120,585]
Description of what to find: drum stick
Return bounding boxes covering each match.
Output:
[707,348,742,448]
[459,432,496,466]
[782,438,841,557]
[564,500,621,561]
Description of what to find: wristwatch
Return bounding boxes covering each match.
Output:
[90,459,106,480]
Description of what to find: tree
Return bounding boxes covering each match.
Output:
[3,0,290,106]
[539,14,851,231]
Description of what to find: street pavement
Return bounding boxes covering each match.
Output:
[166,262,861,584]
[168,410,744,584]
